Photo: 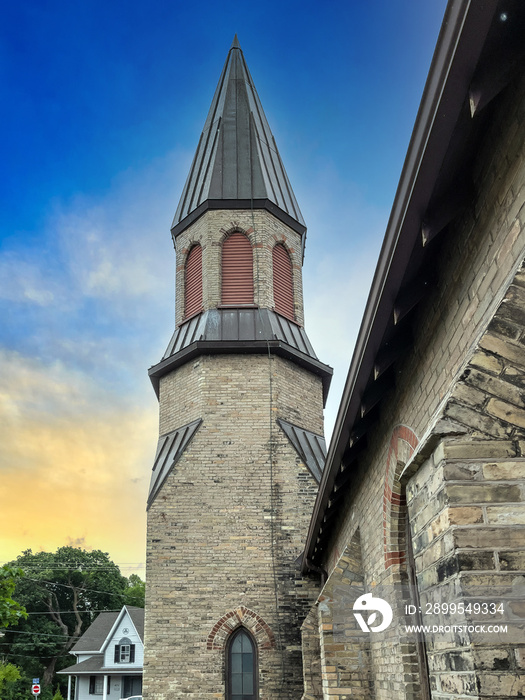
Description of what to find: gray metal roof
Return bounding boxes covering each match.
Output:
[147,419,203,508]
[149,308,332,404]
[277,419,326,483]
[161,308,317,361]
[172,36,305,238]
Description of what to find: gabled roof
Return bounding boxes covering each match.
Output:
[100,605,144,653]
[303,0,525,568]
[172,36,306,239]
[70,611,120,654]
[70,606,144,654]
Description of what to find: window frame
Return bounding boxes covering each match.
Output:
[225,627,258,700]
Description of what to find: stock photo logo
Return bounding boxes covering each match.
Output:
[353,592,393,633]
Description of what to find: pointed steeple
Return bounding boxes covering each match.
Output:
[172,37,306,237]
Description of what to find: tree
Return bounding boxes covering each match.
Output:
[0,565,27,629]
[2,548,132,689]
[0,662,21,698]
[0,565,26,700]
[52,686,64,700]
[123,574,145,607]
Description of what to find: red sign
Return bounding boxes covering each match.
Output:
[32,684,41,695]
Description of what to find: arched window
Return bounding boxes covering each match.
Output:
[227,628,257,700]
[185,244,203,318]
[272,244,294,320]
[222,232,254,305]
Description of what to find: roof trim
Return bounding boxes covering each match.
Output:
[100,606,142,653]
[303,0,504,568]
[171,199,306,239]
[149,338,332,405]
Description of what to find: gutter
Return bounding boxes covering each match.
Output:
[302,0,499,571]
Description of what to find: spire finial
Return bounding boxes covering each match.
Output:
[231,34,241,50]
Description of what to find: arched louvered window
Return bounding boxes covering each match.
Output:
[185,244,203,318]
[222,232,254,305]
[272,243,294,320]
[227,628,257,700]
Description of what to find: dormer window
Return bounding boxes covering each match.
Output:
[114,637,135,663]
[222,231,254,305]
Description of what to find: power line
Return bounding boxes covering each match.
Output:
[24,609,126,615]
[4,629,80,640]
[24,577,139,599]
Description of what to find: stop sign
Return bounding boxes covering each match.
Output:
[32,684,41,695]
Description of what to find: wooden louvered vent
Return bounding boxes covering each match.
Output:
[273,244,294,320]
[221,232,254,304]
[185,244,203,318]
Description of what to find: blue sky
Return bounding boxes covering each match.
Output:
[0,0,447,575]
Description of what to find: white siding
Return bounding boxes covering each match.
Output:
[104,609,143,669]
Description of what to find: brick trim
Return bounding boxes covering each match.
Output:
[383,425,419,569]
[207,607,275,651]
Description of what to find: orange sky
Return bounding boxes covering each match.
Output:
[0,348,158,579]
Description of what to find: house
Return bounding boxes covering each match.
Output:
[59,606,144,700]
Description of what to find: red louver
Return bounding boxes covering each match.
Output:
[273,244,294,320]
[185,244,203,318]
[222,232,254,304]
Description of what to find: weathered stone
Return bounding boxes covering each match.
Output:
[487,397,525,429]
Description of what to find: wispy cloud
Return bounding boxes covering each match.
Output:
[0,348,156,568]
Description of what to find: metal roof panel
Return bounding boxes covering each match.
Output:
[172,38,305,234]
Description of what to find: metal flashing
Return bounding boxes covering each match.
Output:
[277,419,327,483]
[150,309,332,403]
[147,419,203,509]
[172,38,305,238]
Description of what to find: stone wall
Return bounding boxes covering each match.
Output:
[143,354,324,699]
[309,63,525,700]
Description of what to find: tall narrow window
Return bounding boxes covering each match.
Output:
[227,628,257,700]
[222,232,254,305]
[185,244,203,318]
[272,244,294,320]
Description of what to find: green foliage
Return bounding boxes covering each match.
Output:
[0,661,22,698]
[52,686,64,700]
[0,565,27,629]
[1,547,134,691]
[123,574,145,607]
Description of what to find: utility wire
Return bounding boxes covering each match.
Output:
[24,577,138,600]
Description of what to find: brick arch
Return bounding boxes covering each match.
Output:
[219,223,253,241]
[207,607,275,651]
[383,425,419,569]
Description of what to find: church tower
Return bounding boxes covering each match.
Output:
[143,37,332,700]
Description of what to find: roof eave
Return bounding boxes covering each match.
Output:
[171,198,306,240]
[303,0,501,570]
